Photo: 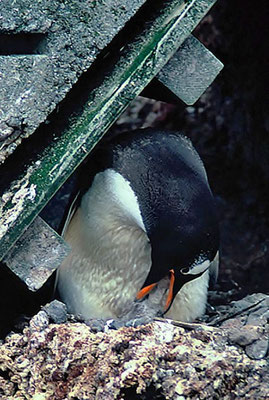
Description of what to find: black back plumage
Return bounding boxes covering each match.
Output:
[75,128,219,289]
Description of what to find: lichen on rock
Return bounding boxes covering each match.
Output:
[0,296,268,400]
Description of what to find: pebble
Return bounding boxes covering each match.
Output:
[246,339,269,360]
[42,300,68,324]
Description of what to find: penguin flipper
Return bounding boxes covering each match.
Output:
[60,191,80,236]
[54,191,80,295]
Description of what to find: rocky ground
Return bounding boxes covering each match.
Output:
[0,295,268,399]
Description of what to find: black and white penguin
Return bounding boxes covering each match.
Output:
[57,128,219,322]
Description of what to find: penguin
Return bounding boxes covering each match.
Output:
[57,128,219,323]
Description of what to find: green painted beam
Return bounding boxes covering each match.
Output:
[0,0,217,259]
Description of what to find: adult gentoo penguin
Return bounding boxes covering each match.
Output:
[57,128,219,323]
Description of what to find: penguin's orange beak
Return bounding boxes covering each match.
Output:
[136,269,175,311]
[136,282,157,299]
[165,269,175,310]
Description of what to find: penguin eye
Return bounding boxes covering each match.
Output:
[180,259,210,276]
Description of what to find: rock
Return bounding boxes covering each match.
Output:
[246,339,269,360]
[227,325,261,346]
[0,293,268,399]
[29,310,49,332]
[0,0,147,162]
[0,312,268,399]
[206,294,269,363]
[42,300,68,324]
[207,294,269,332]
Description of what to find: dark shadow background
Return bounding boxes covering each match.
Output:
[0,0,268,338]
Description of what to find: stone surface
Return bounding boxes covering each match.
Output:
[206,293,269,362]
[0,0,147,163]
[157,35,223,105]
[42,300,68,324]
[227,325,261,347]
[0,294,268,399]
[3,217,70,291]
[207,293,269,327]
[246,339,269,360]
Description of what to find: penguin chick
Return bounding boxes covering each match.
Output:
[57,128,219,322]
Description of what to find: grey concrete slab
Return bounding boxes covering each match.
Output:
[0,0,147,163]
[157,35,223,105]
[3,216,70,291]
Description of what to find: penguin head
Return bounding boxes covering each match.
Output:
[137,174,219,312]
[146,205,219,313]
